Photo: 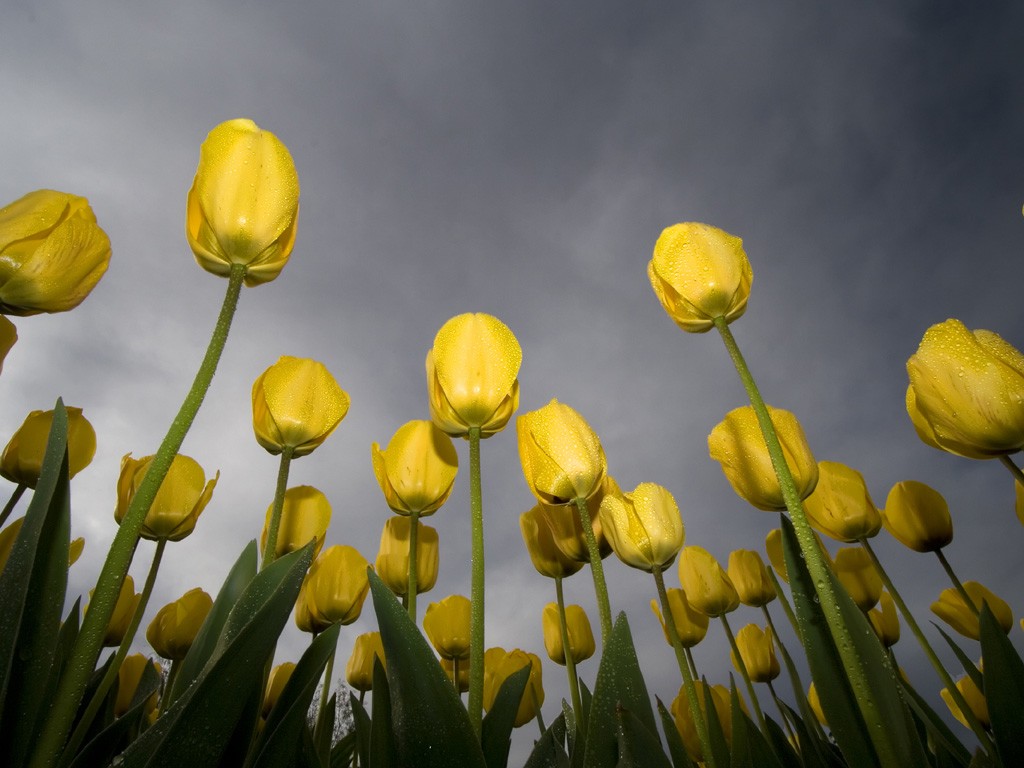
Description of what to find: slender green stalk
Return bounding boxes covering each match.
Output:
[532,685,546,736]
[315,640,339,758]
[684,647,699,681]
[163,660,181,709]
[554,576,584,728]
[573,496,612,642]
[766,679,797,745]
[999,455,1024,486]
[407,511,420,621]
[31,264,246,768]
[0,483,26,529]
[261,446,294,570]
[934,548,979,617]
[718,612,767,733]
[467,427,485,737]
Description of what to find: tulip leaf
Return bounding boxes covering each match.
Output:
[778,701,844,768]
[655,696,695,768]
[936,624,985,691]
[727,685,785,768]
[761,715,802,768]
[614,705,673,768]
[897,672,970,767]
[525,712,570,768]
[699,681,728,768]
[330,730,357,768]
[369,655,396,768]
[980,603,1024,765]
[0,400,71,764]
[348,690,373,768]
[481,664,530,768]
[368,569,486,768]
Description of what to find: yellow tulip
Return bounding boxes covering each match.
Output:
[87,575,142,647]
[802,461,881,542]
[539,475,618,563]
[519,505,584,579]
[345,632,385,693]
[541,603,595,665]
[0,517,24,574]
[881,480,953,553]
[731,624,779,683]
[647,222,752,333]
[482,648,543,728]
[599,482,685,572]
[371,420,458,516]
[931,582,1012,640]
[115,654,160,717]
[678,546,739,617]
[906,319,1024,458]
[375,516,439,596]
[807,682,827,727]
[1,407,97,489]
[0,189,111,315]
[146,587,213,660]
[708,405,818,511]
[68,536,84,566]
[831,547,882,611]
[295,545,371,633]
[260,485,331,560]
[516,399,606,504]
[764,529,788,584]
[671,681,736,761]
[252,356,349,457]
[262,662,296,717]
[441,657,470,692]
[115,453,218,542]
[868,591,900,647]
[423,594,471,661]
[425,313,521,438]
[941,665,989,730]
[650,588,709,648]
[727,549,776,607]
[0,316,16,373]
[186,119,299,286]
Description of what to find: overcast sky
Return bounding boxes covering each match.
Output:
[2,0,1023,760]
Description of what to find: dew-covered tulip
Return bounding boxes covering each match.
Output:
[262,662,296,717]
[425,313,521,438]
[88,575,142,647]
[371,420,458,516]
[482,648,543,727]
[115,453,218,542]
[146,587,213,660]
[0,317,16,374]
[186,119,299,286]
[252,356,349,457]
[708,405,818,511]
[650,588,710,648]
[648,222,752,333]
[346,632,385,693]
[517,399,606,504]
[802,461,881,542]
[931,582,1012,640]
[542,603,595,665]
[261,485,331,560]
[906,319,1024,459]
[115,654,160,717]
[868,591,900,647]
[678,546,739,617]
[600,482,685,572]
[882,480,953,553]
[375,516,439,596]
[732,624,779,683]
[727,549,776,607]
[671,681,737,761]
[541,475,618,562]
[941,666,989,730]
[1,407,97,489]
[423,594,471,661]
[831,547,882,611]
[0,189,111,315]
[519,505,583,579]
[295,545,371,633]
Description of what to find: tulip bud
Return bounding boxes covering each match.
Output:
[540,475,618,562]
[708,405,818,511]
[345,632,385,693]
[115,654,160,717]
[764,529,788,584]
[252,356,349,457]
[186,119,299,286]
[931,582,1012,640]
[0,189,111,315]
[807,682,827,727]
[831,547,882,611]
[731,624,779,683]
[295,546,371,633]
[519,505,584,579]
[678,546,739,617]
[482,648,543,728]
[647,222,752,333]
[0,316,16,373]
[906,319,1024,458]
[940,664,989,730]
[541,603,595,665]
[371,420,458,516]
[425,313,521,438]
[375,516,439,596]
[261,485,331,561]
[600,482,685,572]
[68,536,84,566]
[727,549,776,607]
[671,681,736,762]
[87,575,142,647]
[517,400,606,504]
[650,588,709,648]
[423,594,471,661]
[802,461,881,542]
[262,662,296,717]
[146,588,213,660]
[1,407,97,489]
[868,591,900,647]
[881,480,953,553]
[115,453,218,542]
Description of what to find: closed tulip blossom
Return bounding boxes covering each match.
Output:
[482,648,544,728]
[807,682,827,727]
[371,420,458,516]
[868,591,900,647]
[882,480,953,552]
[941,665,990,730]
[931,582,1012,640]
[375,516,439,596]
[731,624,779,683]
[87,575,142,647]
[832,547,883,611]
[260,485,331,560]
[648,222,753,333]
[802,461,882,542]
[252,356,349,457]
[600,482,685,572]
[650,588,710,648]
[678,546,739,617]
[115,654,160,718]
[0,189,111,315]
[186,119,299,286]
[115,454,218,542]
[517,399,607,505]
[519,505,583,580]
[671,681,737,762]
[708,405,818,511]
[542,603,595,665]
[345,632,386,693]
[540,475,618,563]
[146,588,213,660]
[295,545,371,633]
[423,594,472,661]
[1,407,97,489]
[262,662,296,717]
[727,549,776,607]
[906,319,1024,459]
[764,529,788,583]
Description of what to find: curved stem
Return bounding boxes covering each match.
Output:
[32,264,246,768]
[573,496,612,642]
[261,446,294,570]
[934,548,979,617]
[467,428,485,737]
[0,483,26,529]
[718,612,767,733]
[554,577,584,729]
[407,511,420,622]
[999,455,1024,486]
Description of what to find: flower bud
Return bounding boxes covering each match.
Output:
[261,485,331,561]
[1,407,97,489]
[295,545,371,633]
[731,624,779,683]
[671,681,736,762]
[482,648,543,728]
[262,662,296,717]
[423,594,471,661]
[115,453,218,542]
[868,591,900,647]
[764,529,788,584]
[831,547,882,611]
[371,420,458,516]
[678,546,739,617]
[941,665,989,730]
[802,461,881,542]
[542,603,595,665]
[346,632,385,693]
[600,482,685,572]
[931,582,1012,640]
[146,587,213,660]
[375,516,439,596]
[881,480,953,552]
[650,588,709,648]
[727,549,776,607]
[517,399,606,504]
[88,575,142,647]
[519,505,583,579]
[540,475,618,562]
[68,536,84,566]
[115,654,160,717]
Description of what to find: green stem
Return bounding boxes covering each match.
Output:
[315,639,339,758]
[163,659,181,709]
[31,264,246,768]
[261,446,294,570]
[718,612,767,733]
[684,647,699,681]
[532,683,546,736]
[934,548,979,617]
[766,679,797,746]
[467,427,485,737]
[407,511,420,622]
[0,483,26,529]
[554,577,584,730]
[573,496,612,642]
[999,455,1024,487]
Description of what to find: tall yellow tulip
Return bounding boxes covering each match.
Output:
[1,407,97,488]
[115,654,160,717]
[87,575,142,647]
[262,662,296,717]
[600,482,685,572]
[115,453,218,542]
[519,505,583,579]
[423,594,472,661]
[678,546,739,617]
[295,545,370,633]
[542,603,595,665]
[146,587,213,660]
[346,632,386,693]
[375,516,439,596]
[731,624,779,683]
[727,549,776,607]
[882,480,953,552]
[539,475,618,563]
[832,547,882,611]
[931,582,1012,640]
[650,588,709,648]
[941,666,990,730]
[482,648,544,728]
[260,485,331,560]
[671,681,737,761]
[516,399,606,505]
[868,590,900,647]
[371,420,458,516]
[802,461,881,542]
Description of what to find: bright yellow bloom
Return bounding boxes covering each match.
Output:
[68,536,84,566]
[600,482,685,572]
[252,356,349,457]
[88,575,142,647]
[482,648,544,728]
[0,316,16,373]
[1,407,96,489]
[906,319,1024,458]
[519,505,584,579]
[540,475,618,563]
[807,682,827,727]
[345,632,385,693]
[678,546,739,617]
[186,119,299,286]
[931,582,1012,640]
[648,222,752,333]
[941,665,989,730]
[802,461,881,542]
[831,547,882,610]
[732,624,779,683]
[146,587,213,660]
[727,549,776,607]
[295,546,371,633]
[671,681,738,761]
[868,591,900,647]
[650,588,709,648]
[115,453,218,542]
[708,405,818,511]
[260,485,331,560]
[542,603,595,665]
[0,189,111,315]
[262,662,296,717]
[764,529,788,584]
[425,313,521,438]
[517,399,606,504]
[115,654,161,717]
[375,516,439,596]
[882,480,953,553]
[371,420,458,516]
[423,594,471,661]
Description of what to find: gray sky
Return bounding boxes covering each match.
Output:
[2,0,1023,760]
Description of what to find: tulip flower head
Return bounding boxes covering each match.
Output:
[931,582,1012,640]
[186,119,299,286]
[868,590,900,647]
[831,547,882,611]
[600,482,685,572]
[540,475,618,563]
[423,594,472,661]
[346,632,386,693]
[260,485,331,560]
[731,624,780,683]
[542,603,595,665]
[519,505,584,579]
[262,662,296,717]
[482,648,544,727]
[0,189,111,315]
[1,407,96,489]
[371,420,458,516]
[115,654,160,718]
[68,536,85,566]
[941,664,990,730]
[727,549,777,607]
[764,529,788,584]
[425,313,521,438]
[88,575,142,647]
[375,516,439,596]
[648,222,753,333]
[802,461,881,542]
[517,399,607,504]
[146,587,213,660]
[678,546,739,617]
[295,545,371,633]
[650,588,710,648]
[671,681,737,761]
[115,453,218,542]
[882,480,953,553]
